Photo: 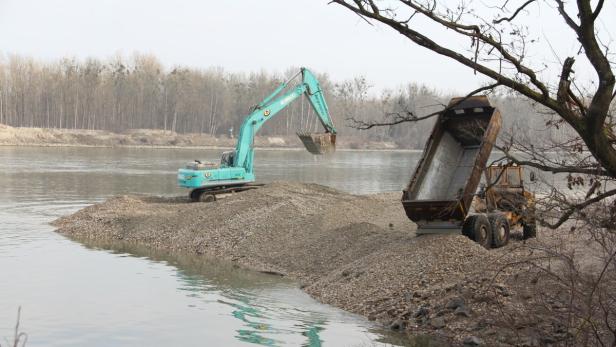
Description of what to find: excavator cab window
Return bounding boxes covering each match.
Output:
[220,151,235,168]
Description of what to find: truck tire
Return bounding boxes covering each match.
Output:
[488,213,510,248]
[462,214,492,249]
[523,222,537,239]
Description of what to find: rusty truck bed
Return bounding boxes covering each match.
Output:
[402,96,502,234]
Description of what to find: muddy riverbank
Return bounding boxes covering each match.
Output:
[53,182,587,346]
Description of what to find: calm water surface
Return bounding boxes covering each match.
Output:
[0,146,427,347]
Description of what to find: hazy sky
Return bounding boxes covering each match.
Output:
[0,0,614,93]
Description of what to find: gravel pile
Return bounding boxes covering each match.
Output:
[53,182,576,346]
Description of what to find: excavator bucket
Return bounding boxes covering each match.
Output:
[297,132,336,154]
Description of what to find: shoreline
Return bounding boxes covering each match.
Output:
[0,142,422,153]
[0,124,418,152]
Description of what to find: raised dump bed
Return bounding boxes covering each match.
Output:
[402,96,502,235]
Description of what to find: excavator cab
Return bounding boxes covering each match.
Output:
[220,151,235,168]
[297,132,336,154]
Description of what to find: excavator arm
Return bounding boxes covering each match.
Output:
[233,68,337,172]
[301,68,335,134]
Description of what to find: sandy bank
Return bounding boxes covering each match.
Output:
[53,182,582,346]
[0,124,401,150]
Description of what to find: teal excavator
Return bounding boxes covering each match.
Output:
[177,68,337,202]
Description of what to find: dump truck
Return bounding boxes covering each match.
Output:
[402,96,536,248]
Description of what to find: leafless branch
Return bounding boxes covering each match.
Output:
[592,0,605,21]
[493,0,537,24]
[543,188,616,229]
[347,83,500,130]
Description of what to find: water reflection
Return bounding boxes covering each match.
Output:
[74,239,420,347]
[0,146,443,347]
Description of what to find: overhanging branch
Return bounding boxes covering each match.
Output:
[493,0,536,24]
[347,83,500,130]
[331,0,566,118]
[542,188,616,229]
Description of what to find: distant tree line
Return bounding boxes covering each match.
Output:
[0,54,556,148]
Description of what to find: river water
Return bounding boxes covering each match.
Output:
[0,146,432,347]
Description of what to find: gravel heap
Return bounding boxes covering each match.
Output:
[53,182,575,346]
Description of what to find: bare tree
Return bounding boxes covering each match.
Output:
[331,0,616,220]
[331,0,614,174]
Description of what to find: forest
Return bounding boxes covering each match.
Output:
[0,54,560,149]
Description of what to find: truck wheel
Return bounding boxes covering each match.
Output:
[488,213,510,248]
[462,214,492,249]
[199,193,217,203]
[523,222,537,239]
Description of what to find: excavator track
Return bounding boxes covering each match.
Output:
[189,183,265,202]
